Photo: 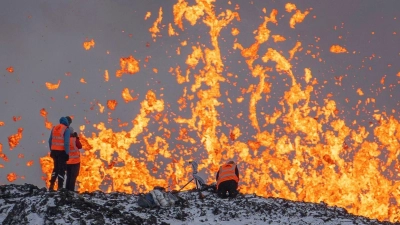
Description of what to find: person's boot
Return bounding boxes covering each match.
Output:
[57,181,64,191]
[229,189,239,198]
[49,182,55,192]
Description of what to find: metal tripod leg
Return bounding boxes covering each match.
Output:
[178,178,194,192]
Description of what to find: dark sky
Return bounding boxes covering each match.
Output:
[0,0,399,191]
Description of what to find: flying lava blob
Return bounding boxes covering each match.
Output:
[35,1,399,223]
[83,39,95,50]
[6,66,14,73]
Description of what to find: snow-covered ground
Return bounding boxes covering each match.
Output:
[0,184,396,225]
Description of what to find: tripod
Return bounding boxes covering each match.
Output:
[178,161,206,192]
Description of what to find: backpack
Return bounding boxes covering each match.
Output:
[137,193,157,208]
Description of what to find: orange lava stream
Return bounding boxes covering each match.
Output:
[38,0,400,223]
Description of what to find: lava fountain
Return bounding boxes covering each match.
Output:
[38,0,399,222]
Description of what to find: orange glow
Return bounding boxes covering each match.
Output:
[6,66,14,73]
[272,35,286,42]
[330,45,347,53]
[80,78,87,83]
[107,100,118,110]
[168,23,178,36]
[116,56,140,77]
[286,3,310,28]
[0,143,9,162]
[104,70,109,81]
[40,108,53,130]
[304,68,312,83]
[27,160,34,167]
[0,121,4,126]
[231,27,240,36]
[149,7,163,39]
[357,88,364,96]
[121,88,137,103]
[83,39,95,50]
[98,103,105,113]
[12,116,21,122]
[145,12,151,20]
[45,80,61,90]
[285,3,297,12]
[7,173,17,182]
[18,154,24,158]
[8,128,23,150]
[36,1,400,223]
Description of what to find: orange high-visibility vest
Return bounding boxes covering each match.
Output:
[51,124,67,150]
[67,137,80,164]
[217,163,239,189]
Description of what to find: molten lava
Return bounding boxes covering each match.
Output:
[330,44,347,53]
[6,66,14,73]
[83,39,95,50]
[7,173,17,182]
[116,56,140,77]
[40,108,53,130]
[45,80,61,90]
[107,100,118,110]
[8,128,23,150]
[38,0,399,223]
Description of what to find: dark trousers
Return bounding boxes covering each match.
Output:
[66,163,80,191]
[49,150,67,190]
[217,180,238,198]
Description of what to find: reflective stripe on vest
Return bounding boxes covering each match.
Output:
[67,137,80,164]
[217,163,239,189]
[51,124,67,151]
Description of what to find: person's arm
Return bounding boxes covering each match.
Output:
[64,128,70,154]
[48,128,53,151]
[76,137,82,149]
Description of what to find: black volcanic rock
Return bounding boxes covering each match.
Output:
[0,183,398,225]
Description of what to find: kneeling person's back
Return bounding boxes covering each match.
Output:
[216,161,239,198]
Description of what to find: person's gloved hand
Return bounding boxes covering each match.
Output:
[73,132,78,138]
[64,153,69,162]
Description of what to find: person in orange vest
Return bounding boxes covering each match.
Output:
[216,161,239,198]
[65,127,82,192]
[48,116,71,191]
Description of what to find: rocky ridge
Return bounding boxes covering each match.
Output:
[0,184,397,225]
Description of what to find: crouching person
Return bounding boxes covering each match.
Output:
[66,127,82,192]
[216,161,239,198]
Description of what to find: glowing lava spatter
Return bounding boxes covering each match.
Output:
[8,128,23,150]
[39,1,399,222]
[45,80,61,90]
[83,39,95,50]
[40,108,53,130]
